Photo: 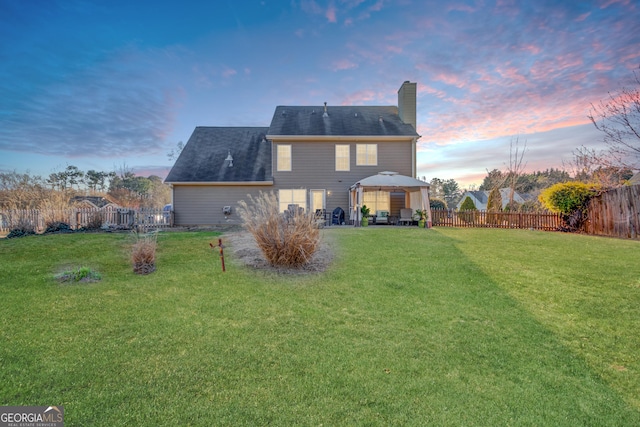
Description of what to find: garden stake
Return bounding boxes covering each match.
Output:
[210,239,226,272]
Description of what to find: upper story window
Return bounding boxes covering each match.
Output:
[277,144,291,171]
[335,144,350,171]
[356,144,377,166]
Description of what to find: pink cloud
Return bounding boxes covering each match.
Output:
[556,53,584,71]
[222,67,237,78]
[599,0,631,9]
[521,44,541,55]
[446,2,478,13]
[420,97,594,148]
[434,73,466,88]
[344,42,384,64]
[331,59,358,71]
[385,45,403,54]
[569,72,588,82]
[301,0,322,15]
[575,12,591,21]
[326,3,337,23]
[370,0,384,12]
[419,84,447,99]
[496,66,529,85]
[593,62,613,71]
[621,51,640,62]
[411,65,617,150]
[340,89,380,105]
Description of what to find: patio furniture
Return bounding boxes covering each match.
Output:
[398,208,414,225]
[332,207,345,225]
[376,210,389,224]
[315,209,328,227]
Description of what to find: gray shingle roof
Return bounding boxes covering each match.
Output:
[165,127,271,183]
[468,191,489,204]
[267,105,419,137]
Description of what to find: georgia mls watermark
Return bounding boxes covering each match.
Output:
[0,406,63,427]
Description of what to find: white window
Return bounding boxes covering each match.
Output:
[363,191,389,214]
[277,144,291,171]
[335,144,350,171]
[278,189,307,213]
[356,144,377,166]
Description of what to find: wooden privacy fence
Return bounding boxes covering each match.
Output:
[582,185,640,239]
[431,209,562,231]
[0,207,173,233]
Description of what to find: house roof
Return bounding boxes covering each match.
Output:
[267,105,419,138]
[165,127,271,183]
[466,191,489,204]
[71,196,118,209]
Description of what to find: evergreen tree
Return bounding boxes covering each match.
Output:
[459,196,477,211]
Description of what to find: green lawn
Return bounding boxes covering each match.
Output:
[1,228,639,426]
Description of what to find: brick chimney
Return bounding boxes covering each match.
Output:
[397,81,417,130]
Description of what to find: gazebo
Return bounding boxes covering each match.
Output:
[349,171,431,227]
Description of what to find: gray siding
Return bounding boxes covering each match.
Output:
[173,185,273,225]
[272,140,414,215]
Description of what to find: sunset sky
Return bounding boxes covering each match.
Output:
[1,0,639,187]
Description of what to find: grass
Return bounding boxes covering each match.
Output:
[0,228,639,426]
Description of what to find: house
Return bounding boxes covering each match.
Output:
[456,188,526,210]
[71,195,119,210]
[165,81,429,225]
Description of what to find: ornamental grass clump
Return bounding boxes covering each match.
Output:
[131,231,157,274]
[237,191,320,268]
[55,266,102,283]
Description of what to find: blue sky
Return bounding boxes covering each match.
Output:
[1,0,639,187]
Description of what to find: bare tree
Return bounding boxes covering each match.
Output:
[505,136,527,207]
[563,146,602,182]
[588,67,640,169]
[564,145,634,187]
[167,141,185,162]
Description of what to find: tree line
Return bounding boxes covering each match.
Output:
[0,166,171,211]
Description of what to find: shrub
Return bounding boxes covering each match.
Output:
[430,198,447,210]
[6,218,36,238]
[486,188,502,212]
[519,199,544,212]
[539,181,600,231]
[237,191,320,268]
[55,266,102,283]
[503,201,521,212]
[44,222,73,234]
[459,196,477,211]
[458,196,478,223]
[486,188,502,225]
[132,231,157,274]
[86,211,104,230]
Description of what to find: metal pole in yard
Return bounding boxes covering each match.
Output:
[210,239,226,272]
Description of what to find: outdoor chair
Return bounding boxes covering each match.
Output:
[315,209,327,228]
[399,208,414,226]
[376,210,389,224]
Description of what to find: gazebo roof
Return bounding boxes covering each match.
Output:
[351,171,430,191]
